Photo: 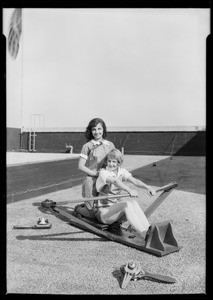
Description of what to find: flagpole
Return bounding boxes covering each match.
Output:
[8,8,23,147]
[20,9,24,136]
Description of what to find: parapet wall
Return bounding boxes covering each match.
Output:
[15,130,205,156]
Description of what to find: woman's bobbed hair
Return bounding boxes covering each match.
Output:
[106,149,124,165]
[85,118,107,141]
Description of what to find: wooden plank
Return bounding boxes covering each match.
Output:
[145,185,177,218]
[51,206,181,257]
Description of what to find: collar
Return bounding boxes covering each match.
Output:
[91,139,110,146]
[106,166,121,176]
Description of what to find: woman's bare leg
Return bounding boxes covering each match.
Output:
[123,201,149,234]
[100,201,127,224]
[127,199,150,230]
[100,200,149,236]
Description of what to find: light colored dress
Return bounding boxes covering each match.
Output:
[94,167,150,230]
[93,166,132,223]
[80,139,115,210]
[95,166,132,208]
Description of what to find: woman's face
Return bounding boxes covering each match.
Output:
[106,157,118,171]
[91,122,104,141]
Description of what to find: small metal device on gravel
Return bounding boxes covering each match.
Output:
[12,217,52,229]
[120,260,176,289]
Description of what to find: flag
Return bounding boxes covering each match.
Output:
[8,9,22,59]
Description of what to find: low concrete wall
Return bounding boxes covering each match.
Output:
[19,130,205,156]
[7,128,206,156]
[7,127,21,152]
[7,158,83,203]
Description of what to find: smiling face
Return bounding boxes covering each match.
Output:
[106,157,119,172]
[91,122,104,141]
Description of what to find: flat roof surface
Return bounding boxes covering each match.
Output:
[6,154,206,294]
[6,152,80,167]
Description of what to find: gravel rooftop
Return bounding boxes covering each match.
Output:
[6,153,206,295]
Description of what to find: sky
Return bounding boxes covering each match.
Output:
[3,8,210,130]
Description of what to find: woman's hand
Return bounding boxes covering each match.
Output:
[147,187,156,196]
[92,170,99,177]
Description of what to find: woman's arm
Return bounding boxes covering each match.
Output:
[106,176,138,197]
[78,157,99,177]
[127,176,156,196]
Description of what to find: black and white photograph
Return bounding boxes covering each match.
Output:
[4,4,209,295]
